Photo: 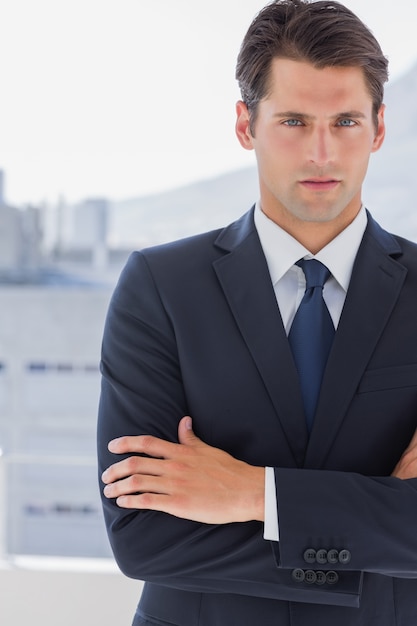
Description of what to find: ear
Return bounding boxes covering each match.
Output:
[371,104,386,153]
[235,101,254,150]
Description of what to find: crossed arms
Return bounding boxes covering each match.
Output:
[102,416,417,525]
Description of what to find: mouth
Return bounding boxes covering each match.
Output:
[299,178,340,192]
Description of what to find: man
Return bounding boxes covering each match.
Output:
[98,1,417,624]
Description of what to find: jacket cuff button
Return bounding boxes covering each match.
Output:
[339,549,351,564]
[305,570,317,584]
[303,548,316,564]
[327,549,339,564]
[316,549,328,564]
[326,571,339,585]
[292,568,305,583]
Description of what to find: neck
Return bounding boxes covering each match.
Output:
[260,205,361,255]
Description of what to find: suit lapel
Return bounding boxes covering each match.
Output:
[213,210,309,466]
[212,210,406,469]
[305,215,407,468]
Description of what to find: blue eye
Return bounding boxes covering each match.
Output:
[284,119,302,126]
[338,119,356,127]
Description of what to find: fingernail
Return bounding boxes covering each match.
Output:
[108,438,120,451]
[185,416,192,430]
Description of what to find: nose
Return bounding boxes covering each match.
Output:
[307,126,335,167]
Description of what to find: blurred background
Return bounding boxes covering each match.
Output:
[0,1,416,624]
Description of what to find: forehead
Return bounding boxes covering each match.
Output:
[264,58,372,112]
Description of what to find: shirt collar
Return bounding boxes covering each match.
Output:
[254,202,368,292]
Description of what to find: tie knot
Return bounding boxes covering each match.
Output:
[297,259,331,290]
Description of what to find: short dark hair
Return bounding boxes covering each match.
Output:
[236,0,389,132]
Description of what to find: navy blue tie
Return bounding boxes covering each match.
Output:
[288,259,335,432]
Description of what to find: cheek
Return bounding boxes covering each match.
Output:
[258,137,298,169]
[344,144,373,172]
[256,126,297,152]
[271,132,300,152]
[341,132,375,155]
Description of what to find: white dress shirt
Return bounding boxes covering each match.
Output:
[253,202,368,541]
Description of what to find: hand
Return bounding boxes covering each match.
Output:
[392,428,417,479]
[102,416,265,524]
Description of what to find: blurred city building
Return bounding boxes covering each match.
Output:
[0,172,43,281]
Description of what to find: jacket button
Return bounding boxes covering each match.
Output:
[303,548,316,564]
[326,571,339,585]
[292,568,305,583]
[315,571,326,586]
[305,570,317,585]
[339,549,351,564]
[316,549,328,564]
[327,549,339,564]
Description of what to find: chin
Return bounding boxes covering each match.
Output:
[295,209,341,224]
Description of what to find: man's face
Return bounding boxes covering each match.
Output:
[236,58,385,239]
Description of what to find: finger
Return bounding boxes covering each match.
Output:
[177,416,205,447]
[108,434,178,458]
[178,416,195,445]
[115,492,171,512]
[103,474,167,499]
[101,455,165,484]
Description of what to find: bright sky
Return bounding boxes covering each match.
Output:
[1,0,417,206]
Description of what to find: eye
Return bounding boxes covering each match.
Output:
[337,118,356,127]
[283,119,303,127]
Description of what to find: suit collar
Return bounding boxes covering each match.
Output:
[364,209,402,256]
[214,206,256,252]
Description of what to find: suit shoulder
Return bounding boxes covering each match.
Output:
[123,229,224,285]
[127,208,255,272]
[119,226,227,290]
[109,229,225,314]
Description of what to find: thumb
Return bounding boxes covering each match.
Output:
[178,416,200,445]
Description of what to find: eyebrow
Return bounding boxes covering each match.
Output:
[273,110,367,121]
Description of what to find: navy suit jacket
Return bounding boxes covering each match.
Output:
[98,208,417,625]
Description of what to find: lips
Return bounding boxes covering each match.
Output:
[300,179,340,191]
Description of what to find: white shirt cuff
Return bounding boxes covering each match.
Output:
[263,466,279,541]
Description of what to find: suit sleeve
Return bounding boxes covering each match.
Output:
[274,468,417,578]
[97,251,295,600]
